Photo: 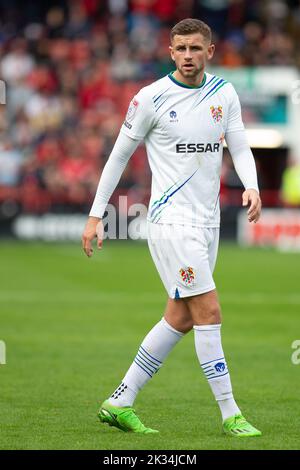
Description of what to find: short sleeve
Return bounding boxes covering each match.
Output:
[225,84,245,134]
[121,88,156,140]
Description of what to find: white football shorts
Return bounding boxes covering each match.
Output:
[147,222,219,299]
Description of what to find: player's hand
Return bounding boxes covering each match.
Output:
[82,216,104,257]
[242,189,262,223]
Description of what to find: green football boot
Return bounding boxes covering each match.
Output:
[223,414,262,437]
[98,400,159,434]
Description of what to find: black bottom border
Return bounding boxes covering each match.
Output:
[0,449,298,465]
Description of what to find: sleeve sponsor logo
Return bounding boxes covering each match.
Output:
[124,120,132,129]
[126,98,139,122]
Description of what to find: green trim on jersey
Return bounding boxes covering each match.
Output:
[207,80,228,99]
[168,71,207,89]
[149,168,200,223]
[151,182,177,207]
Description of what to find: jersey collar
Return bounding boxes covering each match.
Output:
[168,71,207,89]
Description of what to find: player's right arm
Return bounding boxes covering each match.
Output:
[82,89,155,257]
[82,132,140,257]
[82,216,103,257]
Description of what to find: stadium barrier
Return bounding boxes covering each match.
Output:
[238,208,300,251]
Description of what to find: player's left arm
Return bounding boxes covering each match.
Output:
[225,85,262,223]
[241,188,261,223]
[226,131,261,223]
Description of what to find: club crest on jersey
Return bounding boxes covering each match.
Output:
[210,105,223,123]
[179,267,195,287]
[126,98,139,122]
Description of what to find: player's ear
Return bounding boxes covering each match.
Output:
[207,43,215,60]
[169,45,175,61]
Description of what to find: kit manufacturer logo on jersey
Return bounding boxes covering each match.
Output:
[169,110,178,122]
[210,105,223,123]
[179,267,195,287]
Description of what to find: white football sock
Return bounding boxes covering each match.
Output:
[108,317,184,407]
[194,323,241,421]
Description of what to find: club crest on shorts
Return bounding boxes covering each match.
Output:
[179,267,195,287]
[210,105,223,123]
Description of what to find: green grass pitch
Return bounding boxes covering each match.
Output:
[0,240,299,450]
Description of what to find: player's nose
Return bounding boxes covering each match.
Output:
[184,48,192,59]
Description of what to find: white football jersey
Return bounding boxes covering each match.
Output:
[121,72,245,227]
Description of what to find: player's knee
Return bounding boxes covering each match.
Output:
[179,319,194,333]
[166,317,193,334]
[190,301,221,325]
[204,302,222,324]
[186,297,222,324]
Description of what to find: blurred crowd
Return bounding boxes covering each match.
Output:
[0,0,300,214]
